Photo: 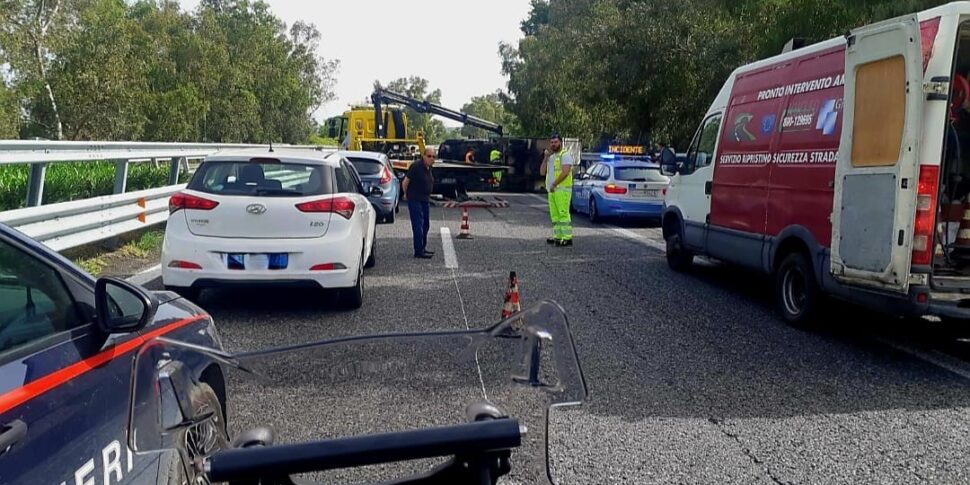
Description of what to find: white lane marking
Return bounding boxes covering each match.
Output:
[440,228,458,269]
[440,227,489,400]
[608,225,666,251]
[528,193,548,204]
[127,264,162,285]
[875,337,970,382]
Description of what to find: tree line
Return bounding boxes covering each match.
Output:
[500,0,947,149]
[0,0,338,144]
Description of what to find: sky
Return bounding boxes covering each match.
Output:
[180,0,532,125]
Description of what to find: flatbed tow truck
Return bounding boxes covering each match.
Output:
[325,87,580,206]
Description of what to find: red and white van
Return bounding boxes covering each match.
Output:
[662,3,970,324]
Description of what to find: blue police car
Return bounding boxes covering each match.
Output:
[0,223,225,484]
[572,160,670,223]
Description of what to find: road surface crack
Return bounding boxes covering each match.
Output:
[708,417,788,485]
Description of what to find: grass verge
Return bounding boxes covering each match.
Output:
[71,229,165,278]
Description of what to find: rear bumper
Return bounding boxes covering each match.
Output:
[161,220,361,290]
[599,197,664,218]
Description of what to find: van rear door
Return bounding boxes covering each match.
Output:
[831,14,923,293]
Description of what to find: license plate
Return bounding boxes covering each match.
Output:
[630,188,660,198]
[441,178,457,184]
[226,253,288,270]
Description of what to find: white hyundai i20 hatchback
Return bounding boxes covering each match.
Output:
[161,149,378,308]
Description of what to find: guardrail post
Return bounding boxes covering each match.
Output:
[168,157,183,185]
[26,163,47,207]
[113,160,129,194]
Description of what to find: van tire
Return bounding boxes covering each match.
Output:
[665,233,693,272]
[776,252,819,326]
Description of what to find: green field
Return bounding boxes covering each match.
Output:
[0,161,189,211]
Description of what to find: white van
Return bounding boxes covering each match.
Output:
[661,2,970,325]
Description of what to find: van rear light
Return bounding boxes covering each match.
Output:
[168,260,202,270]
[605,184,627,195]
[310,263,348,271]
[169,192,219,213]
[296,196,355,219]
[379,166,393,185]
[912,165,939,266]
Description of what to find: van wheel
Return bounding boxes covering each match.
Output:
[776,252,819,326]
[589,198,600,223]
[665,233,693,272]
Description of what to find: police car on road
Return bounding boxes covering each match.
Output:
[0,223,226,484]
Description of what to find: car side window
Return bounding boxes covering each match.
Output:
[0,239,83,353]
[685,114,723,174]
[595,165,609,181]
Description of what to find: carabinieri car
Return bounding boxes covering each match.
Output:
[0,223,225,485]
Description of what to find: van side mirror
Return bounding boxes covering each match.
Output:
[96,277,158,334]
[660,161,678,177]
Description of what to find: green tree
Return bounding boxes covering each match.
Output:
[503,0,948,149]
[0,82,19,138]
[460,90,519,138]
[0,0,79,139]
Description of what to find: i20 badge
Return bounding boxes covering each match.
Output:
[246,203,267,215]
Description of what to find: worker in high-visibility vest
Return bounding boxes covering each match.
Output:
[540,133,573,246]
[489,149,503,189]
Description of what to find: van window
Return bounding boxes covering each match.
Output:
[686,114,723,173]
[851,56,905,167]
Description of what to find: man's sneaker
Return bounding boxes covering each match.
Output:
[556,239,573,247]
[546,238,557,245]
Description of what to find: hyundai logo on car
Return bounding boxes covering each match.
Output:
[246,203,267,215]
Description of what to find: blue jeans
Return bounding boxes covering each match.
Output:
[408,199,431,256]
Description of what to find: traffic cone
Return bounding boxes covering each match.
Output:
[501,271,521,319]
[457,207,473,239]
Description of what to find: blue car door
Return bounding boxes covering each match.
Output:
[0,235,157,484]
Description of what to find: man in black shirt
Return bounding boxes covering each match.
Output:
[403,147,436,258]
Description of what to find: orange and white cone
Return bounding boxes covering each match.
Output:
[501,271,522,319]
[457,207,473,239]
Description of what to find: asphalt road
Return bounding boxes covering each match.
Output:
[148,193,970,484]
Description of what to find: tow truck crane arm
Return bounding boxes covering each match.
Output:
[372,88,504,139]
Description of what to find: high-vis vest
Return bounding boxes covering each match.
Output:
[552,150,573,188]
[490,149,501,162]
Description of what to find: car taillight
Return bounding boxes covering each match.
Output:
[169,192,219,214]
[379,166,393,185]
[296,196,355,219]
[912,164,939,266]
[605,184,627,195]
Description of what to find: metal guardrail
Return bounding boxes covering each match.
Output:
[0,141,335,251]
[0,185,182,251]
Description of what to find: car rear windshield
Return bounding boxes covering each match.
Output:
[347,157,384,175]
[614,167,669,183]
[188,161,332,197]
